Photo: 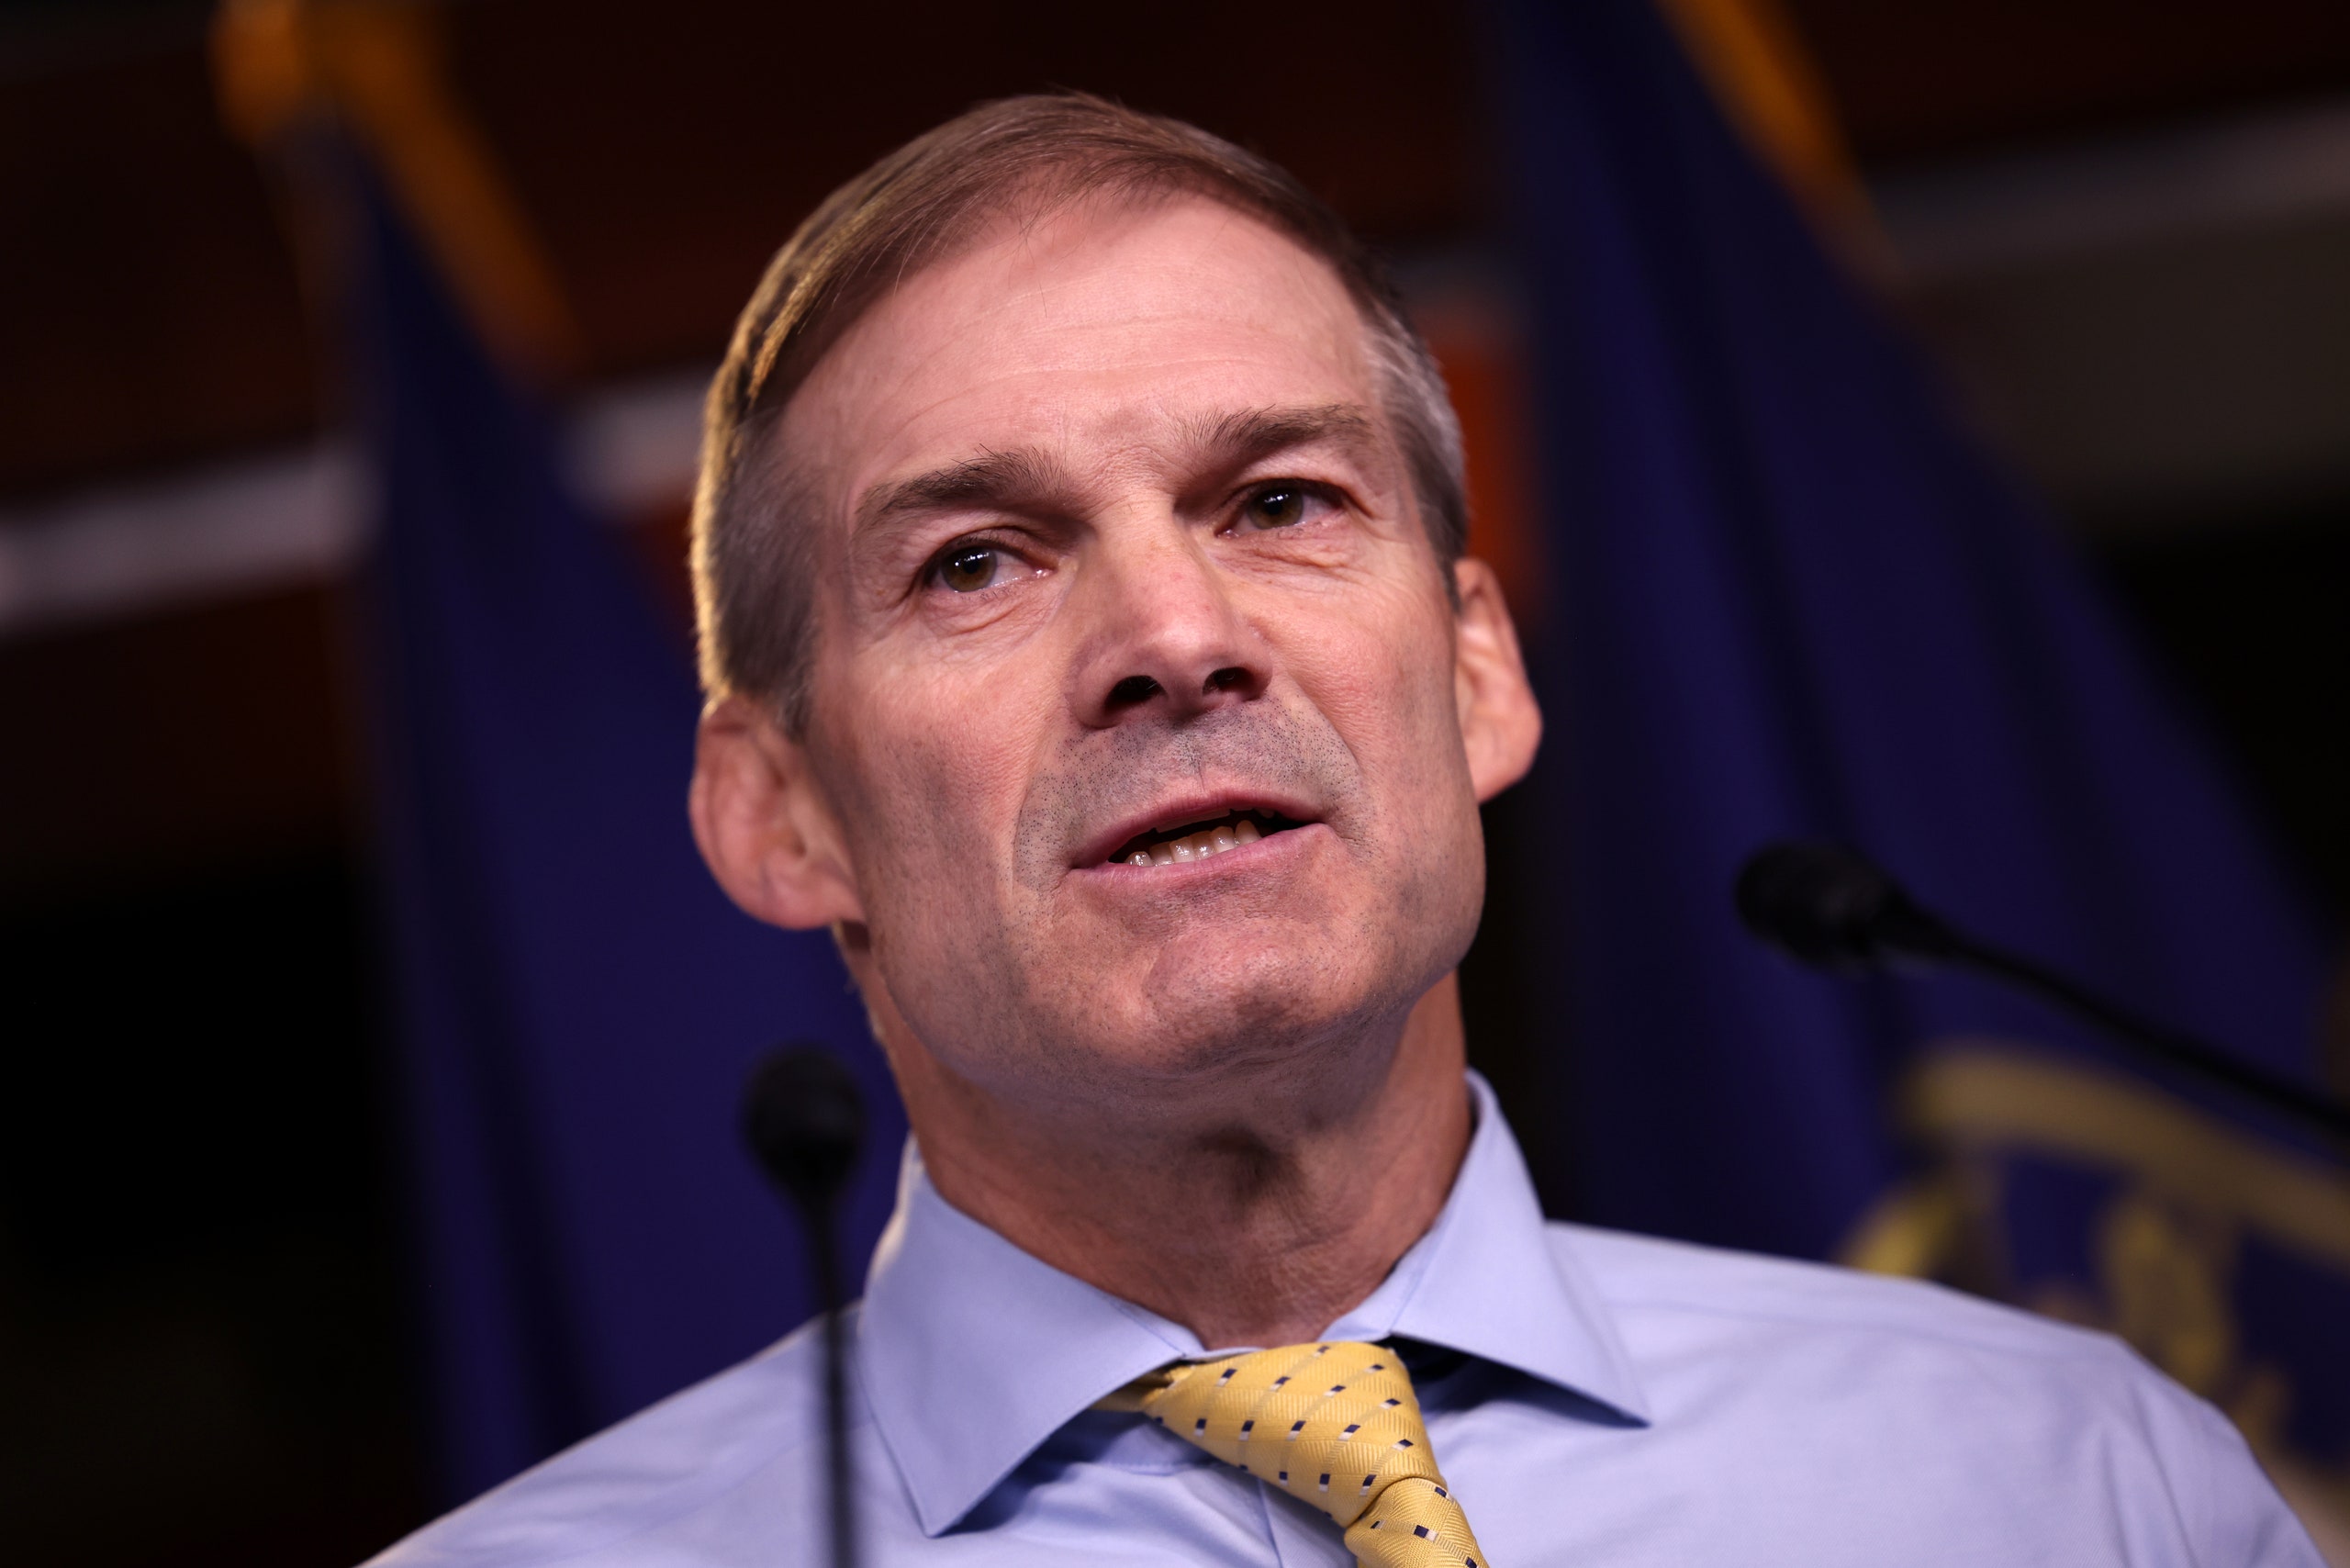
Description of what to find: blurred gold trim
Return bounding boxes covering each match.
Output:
[1653,0,1856,202]
[1901,1044,2350,1269]
[212,0,583,381]
[1651,0,1894,279]
[1841,1170,1967,1277]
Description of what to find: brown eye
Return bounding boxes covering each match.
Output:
[936,543,1001,593]
[1244,486,1311,529]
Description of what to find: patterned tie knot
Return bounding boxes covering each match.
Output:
[1127,1340,1490,1568]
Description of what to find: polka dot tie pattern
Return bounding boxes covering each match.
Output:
[1112,1341,1491,1568]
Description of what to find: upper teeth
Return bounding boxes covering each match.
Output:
[1127,815,1261,868]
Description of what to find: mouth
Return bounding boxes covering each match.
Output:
[1096,804,1312,869]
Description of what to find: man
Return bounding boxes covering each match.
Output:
[373,95,2320,1565]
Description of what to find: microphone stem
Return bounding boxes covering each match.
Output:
[807,1202,857,1568]
[1939,933,2350,1143]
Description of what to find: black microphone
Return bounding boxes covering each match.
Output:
[1736,841,2350,1143]
[1733,841,1964,970]
[743,1044,865,1568]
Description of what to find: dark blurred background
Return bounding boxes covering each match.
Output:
[4,2,2348,1564]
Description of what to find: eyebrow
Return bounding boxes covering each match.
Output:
[852,402,1387,538]
[1178,402,1383,482]
[856,446,1070,534]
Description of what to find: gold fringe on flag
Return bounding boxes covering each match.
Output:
[211,0,584,381]
[1651,0,1895,281]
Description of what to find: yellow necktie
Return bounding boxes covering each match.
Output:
[1103,1340,1491,1568]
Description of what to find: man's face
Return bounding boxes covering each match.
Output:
[745,196,1528,1109]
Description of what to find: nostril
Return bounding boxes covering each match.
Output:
[1107,675,1161,711]
[1204,666,1251,695]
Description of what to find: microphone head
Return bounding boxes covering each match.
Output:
[1734,841,1937,971]
[741,1043,866,1214]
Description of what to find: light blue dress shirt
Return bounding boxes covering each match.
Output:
[371,1074,2320,1565]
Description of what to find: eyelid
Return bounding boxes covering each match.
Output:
[920,529,1045,595]
[1226,476,1346,530]
[1246,474,1343,502]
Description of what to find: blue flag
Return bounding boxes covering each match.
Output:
[345,164,905,1501]
[1491,0,2347,1505]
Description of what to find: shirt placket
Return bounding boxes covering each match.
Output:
[1255,1476,1366,1568]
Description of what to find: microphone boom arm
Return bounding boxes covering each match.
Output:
[1937,926,2350,1141]
[1736,842,2350,1145]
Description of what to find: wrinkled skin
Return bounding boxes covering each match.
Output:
[690,196,1540,1346]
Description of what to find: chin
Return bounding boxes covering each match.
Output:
[875,865,1478,1109]
[1087,932,1438,1084]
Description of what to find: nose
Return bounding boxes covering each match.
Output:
[1069,520,1269,728]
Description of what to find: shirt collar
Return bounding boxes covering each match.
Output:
[856,1070,1650,1536]
[1320,1072,1648,1419]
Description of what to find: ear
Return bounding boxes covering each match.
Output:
[688,693,867,930]
[1451,557,1543,802]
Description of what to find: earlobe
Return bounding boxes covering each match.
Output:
[1450,558,1543,802]
[688,695,867,931]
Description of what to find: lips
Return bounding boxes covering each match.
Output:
[1074,794,1318,870]
[1106,806,1308,868]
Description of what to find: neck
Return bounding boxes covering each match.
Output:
[880,975,1474,1350]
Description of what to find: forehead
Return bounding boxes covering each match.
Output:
[780,196,1379,501]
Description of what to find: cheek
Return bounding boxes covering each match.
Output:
[822,659,1039,900]
[814,653,1080,1074]
[1265,576,1486,982]
[1281,578,1466,784]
